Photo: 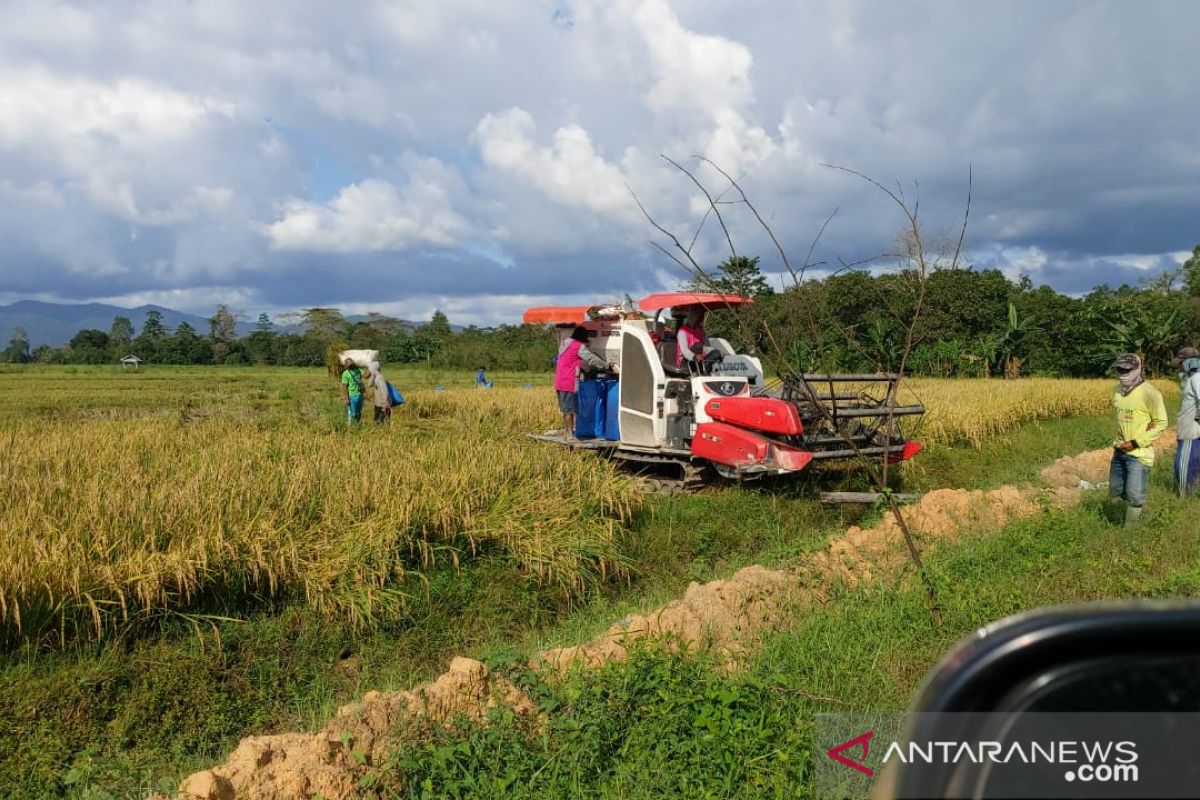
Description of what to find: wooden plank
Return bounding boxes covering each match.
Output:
[819,492,921,505]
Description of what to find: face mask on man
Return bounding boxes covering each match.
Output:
[1113,353,1142,395]
[1118,369,1141,394]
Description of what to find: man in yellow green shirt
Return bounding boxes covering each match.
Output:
[1110,353,1168,524]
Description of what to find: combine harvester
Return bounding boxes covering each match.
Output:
[525,293,925,494]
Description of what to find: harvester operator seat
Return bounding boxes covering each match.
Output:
[656,333,690,378]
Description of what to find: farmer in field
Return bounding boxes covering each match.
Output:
[340,357,365,424]
[1174,346,1200,497]
[1110,353,1168,523]
[367,360,391,423]
[555,325,609,441]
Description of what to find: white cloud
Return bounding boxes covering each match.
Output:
[96,286,262,315]
[267,176,469,252]
[473,107,636,220]
[0,65,245,227]
[624,0,753,118]
[0,180,64,209]
[573,0,775,175]
[0,67,233,146]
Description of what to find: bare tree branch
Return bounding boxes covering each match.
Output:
[630,157,976,618]
[950,165,973,270]
[688,180,741,254]
[694,156,798,281]
[662,155,736,259]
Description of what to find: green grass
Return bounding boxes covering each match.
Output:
[0,557,562,799]
[904,413,1115,491]
[369,466,1200,800]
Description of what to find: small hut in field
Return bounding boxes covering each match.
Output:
[120,354,143,370]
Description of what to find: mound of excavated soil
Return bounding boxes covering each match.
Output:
[176,657,536,800]
[810,438,1173,586]
[537,564,798,672]
[1038,446,1116,507]
[174,438,1176,799]
[811,484,1041,585]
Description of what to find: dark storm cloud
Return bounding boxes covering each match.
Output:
[228,247,664,309]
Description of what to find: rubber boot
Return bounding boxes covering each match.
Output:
[1124,505,1143,525]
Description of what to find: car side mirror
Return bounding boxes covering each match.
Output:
[871,601,1200,799]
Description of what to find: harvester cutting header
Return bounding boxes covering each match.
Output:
[525,292,925,490]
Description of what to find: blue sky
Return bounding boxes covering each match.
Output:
[1,0,1197,326]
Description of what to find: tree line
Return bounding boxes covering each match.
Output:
[4,245,1200,376]
[3,306,559,371]
[689,247,1200,379]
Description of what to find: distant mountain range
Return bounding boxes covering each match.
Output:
[0,300,427,348]
[0,300,232,348]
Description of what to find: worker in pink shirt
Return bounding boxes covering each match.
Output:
[676,308,705,367]
[555,326,609,440]
[677,307,722,371]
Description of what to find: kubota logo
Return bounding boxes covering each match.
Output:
[827,730,875,777]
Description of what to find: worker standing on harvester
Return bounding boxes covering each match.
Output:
[1110,353,1167,524]
[555,325,609,441]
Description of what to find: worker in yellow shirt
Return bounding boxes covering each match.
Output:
[1110,353,1168,524]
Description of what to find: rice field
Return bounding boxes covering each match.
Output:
[0,367,638,647]
[0,366,1174,648]
[899,377,1178,447]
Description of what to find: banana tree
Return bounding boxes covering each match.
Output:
[994,302,1039,378]
[1098,306,1181,377]
[969,333,1001,378]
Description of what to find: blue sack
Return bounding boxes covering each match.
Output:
[603,378,620,440]
[575,379,604,439]
[387,382,405,406]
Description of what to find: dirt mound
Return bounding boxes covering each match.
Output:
[1038,447,1110,507]
[176,568,800,797]
[536,564,797,672]
[811,484,1041,585]
[808,440,1182,586]
[1040,437,1173,506]
[1039,448,1113,488]
[176,657,536,800]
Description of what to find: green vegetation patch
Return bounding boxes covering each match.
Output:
[372,470,1200,799]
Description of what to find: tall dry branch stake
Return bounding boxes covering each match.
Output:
[631,156,973,615]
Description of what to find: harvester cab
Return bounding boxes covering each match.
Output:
[524,293,924,490]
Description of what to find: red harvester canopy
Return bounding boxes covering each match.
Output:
[522,305,595,325]
[637,292,753,313]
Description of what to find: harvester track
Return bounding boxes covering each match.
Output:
[613,451,711,494]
